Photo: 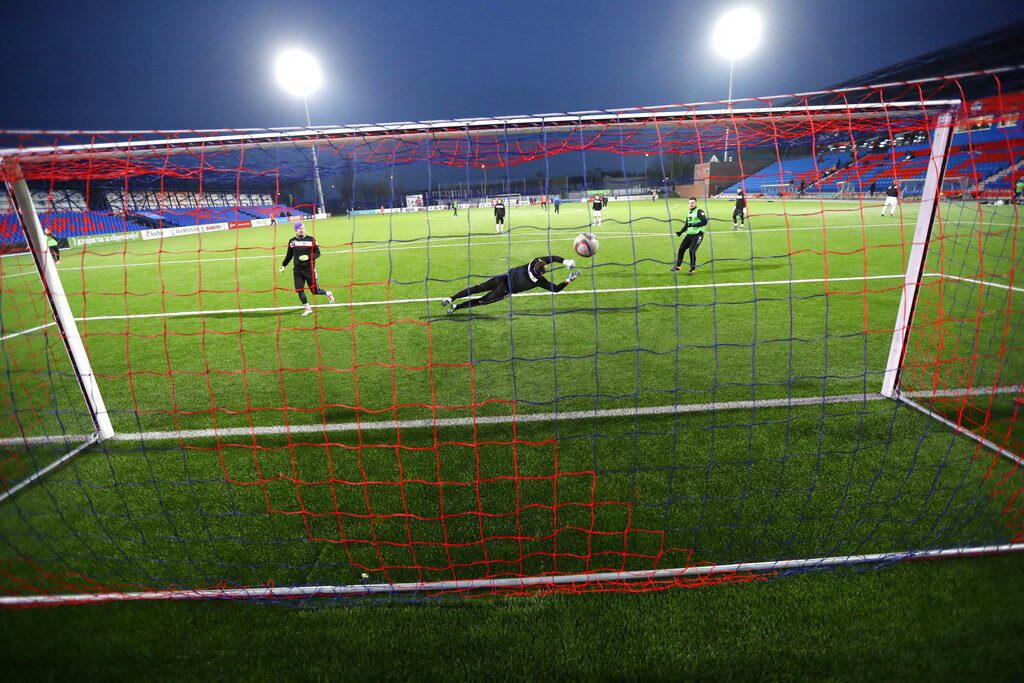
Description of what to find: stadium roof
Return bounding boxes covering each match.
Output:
[821,21,1024,101]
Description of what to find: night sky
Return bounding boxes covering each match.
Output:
[2,0,1022,131]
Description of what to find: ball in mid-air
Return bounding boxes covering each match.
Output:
[574,232,599,258]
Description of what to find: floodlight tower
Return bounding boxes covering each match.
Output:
[712,8,762,162]
[276,49,327,214]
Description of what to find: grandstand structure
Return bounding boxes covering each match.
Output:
[721,120,1023,198]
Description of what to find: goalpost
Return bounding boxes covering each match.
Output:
[761,182,794,198]
[1,74,1022,606]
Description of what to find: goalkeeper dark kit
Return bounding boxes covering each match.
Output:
[282,232,330,306]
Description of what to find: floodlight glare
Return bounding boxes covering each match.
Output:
[275,49,322,97]
[712,8,761,61]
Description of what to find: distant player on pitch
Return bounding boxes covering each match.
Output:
[279,222,334,316]
[494,197,506,233]
[591,194,604,227]
[882,182,900,217]
[442,256,580,314]
[732,190,747,230]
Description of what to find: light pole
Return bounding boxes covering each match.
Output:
[712,8,761,163]
[276,49,326,214]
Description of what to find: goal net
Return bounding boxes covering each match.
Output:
[1,71,1022,606]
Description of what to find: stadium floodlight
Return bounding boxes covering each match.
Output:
[712,8,762,162]
[712,8,761,64]
[275,49,323,98]
[274,49,326,213]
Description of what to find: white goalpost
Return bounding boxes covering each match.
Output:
[0,159,114,505]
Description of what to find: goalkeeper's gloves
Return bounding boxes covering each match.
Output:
[279,265,286,273]
[565,270,581,284]
[676,229,684,237]
[563,259,576,270]
[299,254,310,262]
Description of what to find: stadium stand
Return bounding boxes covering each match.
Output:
[721,119,1023,198]
[0,211,151,245]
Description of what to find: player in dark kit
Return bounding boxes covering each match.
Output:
[732,190,747,230]
[279,222,334,316]
[494,198,506,233]
[442,256,580,314]
[673,197,709,275]
[590,194,604,226]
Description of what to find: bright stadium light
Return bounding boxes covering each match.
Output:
[274,49,326,212]
[712,8,761,62]
[712,8,762,162]
[275,49,323,97]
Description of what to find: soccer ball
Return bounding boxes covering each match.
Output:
[574,232,599,258]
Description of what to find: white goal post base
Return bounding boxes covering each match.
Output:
[3,543,1021,607]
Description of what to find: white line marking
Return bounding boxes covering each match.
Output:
[0,220,922,275]
[0,393,884,446]
[68,274,907,324]
[3,386,1017,448]
[938,273,1024,294]
[4,385,1019,448]
[0,321,57,342]
[4,543,1023,605]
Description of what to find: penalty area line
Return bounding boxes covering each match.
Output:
[69,273,909,324]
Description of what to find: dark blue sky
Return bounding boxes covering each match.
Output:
[2,0,1022,131]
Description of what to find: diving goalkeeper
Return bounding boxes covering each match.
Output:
[442,256,580,314]
[279,222,334,315]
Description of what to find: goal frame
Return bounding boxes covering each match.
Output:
[3,95,1023,603]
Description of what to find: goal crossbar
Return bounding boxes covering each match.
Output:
[0,100,961,162]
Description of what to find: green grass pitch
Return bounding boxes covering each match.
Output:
[0,197,1020,601]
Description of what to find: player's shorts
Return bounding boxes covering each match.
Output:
[884,196,899,207]
[293,268,319,290]
[733,207,745,221]
[495,215,505,224]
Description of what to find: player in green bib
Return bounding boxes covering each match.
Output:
[45,228,61,266]
[1014,177,1023,205]
[672,198,709,275]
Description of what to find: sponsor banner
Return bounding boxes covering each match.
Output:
[141,223,229,241]
[68,232,141,247]
[251,218,272,227]
[405,194,424,209]
[229,220,252,230]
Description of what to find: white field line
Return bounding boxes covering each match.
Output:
[0,321,57,343]
[1,385,1018,448]
[0,270,1010,339]
[0,272,903,341]
[3,543,1023,606]
[0,220,920,275]
[62,273,909,324]
[939,273,1024,294]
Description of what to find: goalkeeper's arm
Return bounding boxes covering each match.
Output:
[281,245,295,269]
[537,269,581,293]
